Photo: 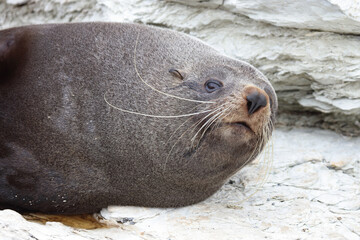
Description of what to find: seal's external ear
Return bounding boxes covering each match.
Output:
[169,68,184,80]
[0,30,27,85]
[0,34,16,83]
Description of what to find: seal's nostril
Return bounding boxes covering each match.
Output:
[246,91,267,115]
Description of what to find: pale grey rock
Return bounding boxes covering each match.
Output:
[5,0,29,6]
[170,0,360,34]
[169,0,223,9]
[0,128,359,239]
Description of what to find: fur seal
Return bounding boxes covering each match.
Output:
[0,22,277,214]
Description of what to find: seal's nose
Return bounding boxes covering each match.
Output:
[246,89,268,115]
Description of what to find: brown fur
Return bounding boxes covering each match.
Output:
[0,22,277,214]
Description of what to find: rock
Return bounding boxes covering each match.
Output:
[169,0,360,34]
[6,0,29,6]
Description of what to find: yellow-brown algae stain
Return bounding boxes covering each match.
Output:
[23,213,109,230]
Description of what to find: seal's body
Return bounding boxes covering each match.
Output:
[0,23,277,214]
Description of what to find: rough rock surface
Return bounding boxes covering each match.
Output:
[0,127,359,239]
[0,0,359,135]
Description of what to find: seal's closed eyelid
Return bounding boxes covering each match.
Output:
[169,68,184,80]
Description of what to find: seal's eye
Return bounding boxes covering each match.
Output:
[205,79,223,93]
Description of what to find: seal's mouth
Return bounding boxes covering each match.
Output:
[204,120,253,135]
[232,122,252,131]
[230,121,254,133]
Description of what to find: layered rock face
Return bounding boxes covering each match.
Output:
[1,0,359,135]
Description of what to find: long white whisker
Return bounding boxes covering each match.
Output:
[104,91,213,118]
[162,104,226,172]
[166,116,195,145]
[188,102,228,135]
[191,110,224,143]
[163,105,222,172]
[197,106,232,142]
